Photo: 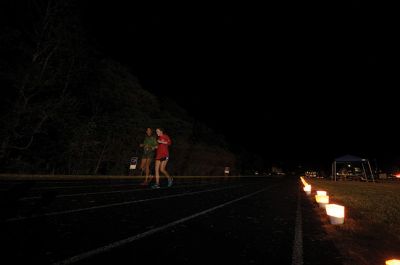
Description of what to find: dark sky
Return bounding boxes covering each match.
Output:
[81,1,398,168]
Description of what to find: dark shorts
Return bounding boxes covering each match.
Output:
[142,151,154,160]
[156,157,169,162]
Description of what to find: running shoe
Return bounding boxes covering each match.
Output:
[167,177,174,187]
[151,184,160,189]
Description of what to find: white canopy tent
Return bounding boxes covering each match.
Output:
[332,154,375,182]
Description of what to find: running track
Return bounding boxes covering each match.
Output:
[0,176,343,265]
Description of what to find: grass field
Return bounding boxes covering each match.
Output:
[307,178,400,265]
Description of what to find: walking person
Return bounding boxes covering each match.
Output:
[152,128,173,189]
[139,128,157,185]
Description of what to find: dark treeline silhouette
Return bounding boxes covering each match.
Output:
[0,0,245,175]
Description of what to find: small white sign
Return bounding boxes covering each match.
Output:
[224,167,230,174]
[129,157,138,170]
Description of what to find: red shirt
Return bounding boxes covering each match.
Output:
[156,134,171,159]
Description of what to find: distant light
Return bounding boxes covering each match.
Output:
[386,259,400,265]
[317,191,327,196]
[395,174,400,179]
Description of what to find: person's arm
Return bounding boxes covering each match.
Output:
[162,135,171,145]
[151,137,158,150]
[157,135,171,145]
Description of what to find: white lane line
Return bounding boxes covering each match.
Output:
[35,180,141,184]
[1,180,216,192]
[291,183,303,265]
[27,180,209,190]
[7,184,245,222]
[20,183,214,200]
[0,183,141,192]
[30,183,139,190]
[51,184,275,265]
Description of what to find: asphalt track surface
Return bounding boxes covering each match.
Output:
[0,176,344,265]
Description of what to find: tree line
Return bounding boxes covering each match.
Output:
[0,0,242,175]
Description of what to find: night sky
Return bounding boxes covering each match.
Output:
[82,1,397,168]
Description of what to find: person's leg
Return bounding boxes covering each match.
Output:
[160,160,173,186]
[140,158,149,184]
[144,158,152,182]
[140,158,146,176]
[154,160,161,186]
[160,160,170,178]
[150,158,155,183]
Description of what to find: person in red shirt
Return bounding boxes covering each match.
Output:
[152,128,173,188]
